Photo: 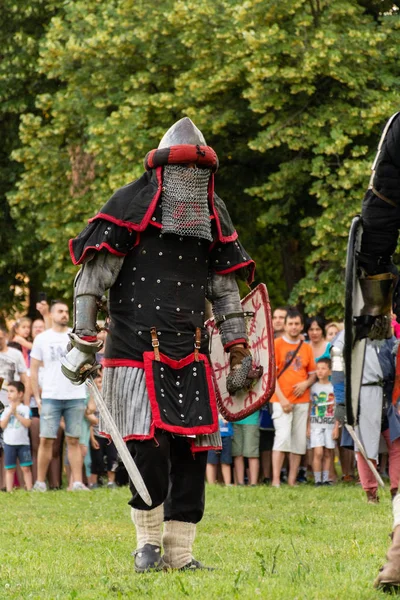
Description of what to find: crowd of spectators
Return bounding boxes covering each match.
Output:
[0,300,397,497]
[206,306,400,498]
[0,300,118,492]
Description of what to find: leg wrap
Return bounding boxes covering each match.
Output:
[162,521,196,569]
[131,505,164,549]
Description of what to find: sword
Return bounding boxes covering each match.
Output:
[345,423,385,488]
[86,375,152,506]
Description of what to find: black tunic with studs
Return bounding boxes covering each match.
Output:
[70,167,255,438]
[107,226,210,362]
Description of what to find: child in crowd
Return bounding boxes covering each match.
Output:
[259,406,275,484]
[232,410,260,485]
[9,317,33,367]
[307,358,336,486]
[0,381,33,492]
[206,413,233,485]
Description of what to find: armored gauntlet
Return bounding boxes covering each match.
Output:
[226,344,263,396]
[61,333,103,385]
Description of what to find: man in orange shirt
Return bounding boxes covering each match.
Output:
[270,308,316,487]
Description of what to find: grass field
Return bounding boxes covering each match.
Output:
[0,482,396,599]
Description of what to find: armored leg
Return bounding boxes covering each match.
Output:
[355,192,400,340]
[355,196,398,340]
[355,270,396,340]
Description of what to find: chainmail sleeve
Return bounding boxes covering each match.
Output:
[207,272,248,350]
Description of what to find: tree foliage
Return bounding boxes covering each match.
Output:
[0,0,59,316]
[5,0,400,317]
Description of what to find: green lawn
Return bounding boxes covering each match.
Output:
[0,483,395,599]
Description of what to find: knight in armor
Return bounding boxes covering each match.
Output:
[350,112,400,589]
[62,118,261,572]
[356,112,400,341]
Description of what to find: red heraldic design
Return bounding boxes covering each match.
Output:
[206,283,275,421]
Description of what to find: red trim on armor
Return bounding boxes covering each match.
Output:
[69,238,127,266]
[149,220,162,229]
[224,338,248,352]
[98,428,156,442]
[215,260,255,284]
[146,148,167,169]
[191,442,222,453]
[88,213,136,228]
[123,421,156,441]
[208,176,238,244]
[102,358,145,368]
[206,283,276,422]
[123,433,154,441]
[143,350,219,435]
[87,167,163,233]
[145,145,218,172]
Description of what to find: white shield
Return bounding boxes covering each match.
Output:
[205,283,275,421]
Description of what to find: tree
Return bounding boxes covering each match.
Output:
[0,0,60,317]
[8,0,400,319]
[9,0,281,300]
[235,0,400,317]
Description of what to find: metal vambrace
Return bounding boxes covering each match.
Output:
[74,294,99,337]
[207,273,247,348]
[207,273,262,394]
[61,333,103,385]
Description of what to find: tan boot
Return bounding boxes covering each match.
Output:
[131,505,164,572]
[374,526,400,589]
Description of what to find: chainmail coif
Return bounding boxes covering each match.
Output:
[161,165,213,241]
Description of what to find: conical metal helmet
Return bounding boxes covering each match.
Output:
[158,117,206,148]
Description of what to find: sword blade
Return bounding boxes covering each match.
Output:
[345,424,385,488]
[87,376,152,506]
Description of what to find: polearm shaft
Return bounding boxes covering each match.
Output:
[345,424,384,488]
[86,375,152,506]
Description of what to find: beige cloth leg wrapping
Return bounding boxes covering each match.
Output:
[131,505,164,548]
[393,494,400,530]
[162,520,196,569]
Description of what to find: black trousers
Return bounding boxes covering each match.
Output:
[127,430,208,524]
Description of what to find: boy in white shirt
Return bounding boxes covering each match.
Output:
[307,358,337,486]
[0,381,32,492]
